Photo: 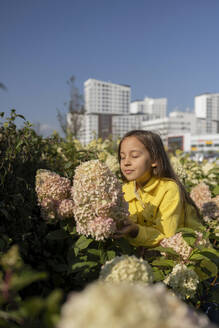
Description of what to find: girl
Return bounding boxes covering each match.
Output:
[115,130,202,247]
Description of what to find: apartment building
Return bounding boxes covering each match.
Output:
[84,78,130,115]
[195,93,219,134]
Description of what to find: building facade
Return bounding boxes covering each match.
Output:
[141,111,197,142]
[84,78,131,115]
[195,93,219,134]
[130,97,167,119]
[112,114,149,139]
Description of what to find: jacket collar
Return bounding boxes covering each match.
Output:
[123,176,160,202]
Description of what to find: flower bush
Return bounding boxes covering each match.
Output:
[99,255,154,284]
[57,281,214,328]
[72,159,129,240]
[1,111,219,327]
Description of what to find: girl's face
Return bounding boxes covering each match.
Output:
[120,136,156,182]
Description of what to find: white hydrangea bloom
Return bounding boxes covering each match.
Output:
[164,264,199,300]
[57,282,213,328]
[202,162,215,176]
[105,153,120,174]
[99,255,154,284]
[72,160,129,240]
[171,157,187,182]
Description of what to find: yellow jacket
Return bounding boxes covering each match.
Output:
[122,176,201,247]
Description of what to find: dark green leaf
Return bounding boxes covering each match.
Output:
[71,261,98,273]
[74,235,93,250]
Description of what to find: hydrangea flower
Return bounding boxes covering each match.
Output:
[164,264,199,300]
[99,255,154,284]
[171,157,187,182]
[160,232,192,261]
[57,281,213,328]
[56,199,75,219]
[105,153,120,174]
[35,169,73,221]
[36,169,71,202]
[71,160,129,240]
[190,182,212,210]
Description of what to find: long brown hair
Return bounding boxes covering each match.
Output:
[118,130,200,218]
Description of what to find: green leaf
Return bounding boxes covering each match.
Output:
[152,259,175,267]
[10,271,47,292]
[46,289,63,312]
[189,253,206,261]
[46,229,69,240]
[182,235,196,247]
[71,261,98,273]
[64,162,73,169]
[177,227,198,235]
[87,249,101,257]
[199,259,218,279]
[199,248,219,266]
[107,250,116,260]
[152,267,166,282]
[213,184,219,196]
[74,235,93,250]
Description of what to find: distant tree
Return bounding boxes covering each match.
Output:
[0,83,7,91]
[57,76,84,138]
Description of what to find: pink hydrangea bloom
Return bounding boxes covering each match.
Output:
[56,199,75,219]
[72,160,129,240]
[190,182,211,210]
[36,169,71,202]
[35,169,73,222]
[160,232,192,261]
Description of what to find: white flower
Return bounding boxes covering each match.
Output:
[164,264,199,300]
[99,255,154,284]
[105,153,120,174]
[57,281,212,328]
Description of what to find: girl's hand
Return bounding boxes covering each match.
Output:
[113,219,139,238]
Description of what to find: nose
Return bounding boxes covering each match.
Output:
[123,157,131,166]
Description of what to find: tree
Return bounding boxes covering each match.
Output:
[57,76,84,138]
[0,82,7,91]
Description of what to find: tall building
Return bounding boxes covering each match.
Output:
[130,97,167,119]
[84,78,130,115]
[195,93,219,134]
[74,78,131,143]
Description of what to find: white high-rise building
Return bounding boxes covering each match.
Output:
[195,93,219,134]
[144,97,167,118]
[84,78,131,115]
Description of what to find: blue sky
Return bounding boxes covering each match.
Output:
[1,0,219,135]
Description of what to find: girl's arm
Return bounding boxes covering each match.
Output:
[116,187,183,247]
